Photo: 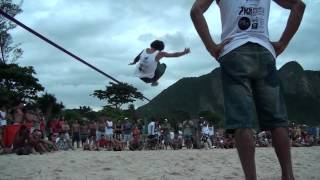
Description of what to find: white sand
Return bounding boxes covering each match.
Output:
[0,147,319,180]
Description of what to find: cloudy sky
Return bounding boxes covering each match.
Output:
[8,0,320,110]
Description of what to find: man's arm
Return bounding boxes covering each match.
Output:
[129,50,143,65]
[157,48,190,60]
[272,0,306,56]
[190,0,222,60]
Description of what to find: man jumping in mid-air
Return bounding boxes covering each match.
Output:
[129,40,190,86]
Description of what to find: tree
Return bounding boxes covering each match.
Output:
[198,110,224,128]
[168,110,190,127]
[124,104,138,123]
[63,109,82,124]
[99,105,125,122]
[64,106,97,122]
[0,63,44,105]
[0,1,44,106]
[35,92,64,120]
[0,0,23,64]
[92,82,144,109]
[78,106,92,115]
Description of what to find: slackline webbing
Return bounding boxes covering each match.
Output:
[0,9,150,101]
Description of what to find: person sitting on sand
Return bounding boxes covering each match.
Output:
[48,133,59,151]
[129,125,143,151]
[223,133,235,149]
[112,135,123,151]
[83,137,92,151]
[129,40,190,86]
[98,134,109,150]
[29,129,58,153]
[59,120,73,150]
[13,125,34,155]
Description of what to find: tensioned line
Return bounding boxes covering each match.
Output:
[0,9,150,102]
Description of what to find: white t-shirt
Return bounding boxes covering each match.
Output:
[105,120,113,135]
[218,0,276,58]
[202,125,210,135]
[208,126,214,136]
[147,121,156,136]
[135,49,159,78]
[0,111,6,126]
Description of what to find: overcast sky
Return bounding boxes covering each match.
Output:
[9,0,320,110]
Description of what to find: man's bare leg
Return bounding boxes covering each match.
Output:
[271,127,294,180]
[235,128,257,180]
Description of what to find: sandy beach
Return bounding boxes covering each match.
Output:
[0,147,319,180]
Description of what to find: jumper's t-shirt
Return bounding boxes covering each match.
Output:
[135,49,159,78]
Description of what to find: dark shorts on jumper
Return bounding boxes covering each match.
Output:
[141,62,167,83]
[219,42,288,133]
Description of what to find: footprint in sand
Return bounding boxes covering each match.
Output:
[102,167,112,171]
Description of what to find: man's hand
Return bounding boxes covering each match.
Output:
[183,48,191,54]
[208,39,231,60]
[271,41,287,57]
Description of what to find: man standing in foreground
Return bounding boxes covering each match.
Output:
[190,0,305,180]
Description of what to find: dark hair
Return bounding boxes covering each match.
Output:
[150,40,165,51]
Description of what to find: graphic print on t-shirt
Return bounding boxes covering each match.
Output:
[237,0,265,33]
[138,56,149,73]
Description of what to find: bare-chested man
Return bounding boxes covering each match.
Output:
[96,118,106,150]
[72,120,81,148]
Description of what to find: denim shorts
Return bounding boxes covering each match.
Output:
[219,42,288,133]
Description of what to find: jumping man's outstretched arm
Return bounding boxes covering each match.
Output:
[272,0,306,56]
[157,48,190,60]
[190,0,228,60]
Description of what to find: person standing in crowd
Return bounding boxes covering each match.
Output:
[0,105,7,127]
[88,120,97,147]
[96,117,106,150]
[201,121,213,149]
[60,118,73,150]
[72,120,81,148]
[122,117,132,149]
[114,121,122,141]
[162,119,171,149]
[12,102,24,124]
[183,119,195,146]
[208,122,215,147]
[105,118,113,150]
[80,121,89,147]
[147,120,157,138]
[0,105,7,150]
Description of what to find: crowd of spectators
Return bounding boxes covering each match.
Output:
[0,103,319,155]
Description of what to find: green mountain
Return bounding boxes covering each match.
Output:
[137,61,320,126]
